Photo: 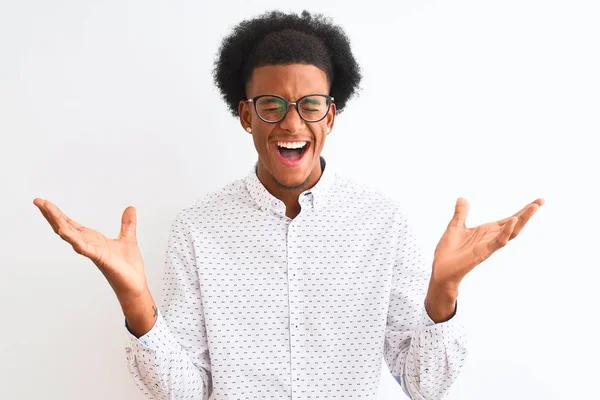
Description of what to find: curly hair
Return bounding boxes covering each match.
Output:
[212,10,362,117]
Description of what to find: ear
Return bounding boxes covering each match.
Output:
[326,102,336,134]
[238,100,252,132]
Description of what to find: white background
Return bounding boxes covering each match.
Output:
[1,0,598,399]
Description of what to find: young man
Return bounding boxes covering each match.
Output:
[33,10,543,400]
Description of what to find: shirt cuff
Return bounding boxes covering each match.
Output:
[124,308,179,351]
[417,299,467,360]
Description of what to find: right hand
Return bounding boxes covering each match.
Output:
[33,198,149,300]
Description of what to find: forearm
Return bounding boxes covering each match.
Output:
[119,288,158,338]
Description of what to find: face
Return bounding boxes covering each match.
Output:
[239,64,335,191]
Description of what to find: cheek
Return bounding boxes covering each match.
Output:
[312,127,327,148]
[251,127,273,150]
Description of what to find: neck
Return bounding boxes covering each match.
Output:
[256,159,323,219]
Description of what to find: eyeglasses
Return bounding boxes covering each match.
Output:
[246,94,334,124]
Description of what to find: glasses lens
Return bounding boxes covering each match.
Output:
[298,95,329,122]
[255,96,288,122]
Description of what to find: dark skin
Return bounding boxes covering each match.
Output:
[237,63,544,323]
[238,64,336,219]
[33,62,543,330]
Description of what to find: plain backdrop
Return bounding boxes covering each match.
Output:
[1,0,598,399]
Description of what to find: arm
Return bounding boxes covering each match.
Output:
[124,211,212,400]
[383,210,468,400]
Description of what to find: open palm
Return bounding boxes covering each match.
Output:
[33,198,148,298]
[432,197,545,285]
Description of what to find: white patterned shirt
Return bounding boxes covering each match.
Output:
[124,157,468,400]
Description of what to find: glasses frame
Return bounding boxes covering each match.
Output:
[246,94,334,124]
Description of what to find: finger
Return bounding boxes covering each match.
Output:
[48,201,85,230]
[44,200,85,232]
[34,199,59,233]
[36,200,79,243]
[119,206,137,240]
[509,203,541,240]
[498,198,545,225]
[39,205,59,233]
[57,222,78,244]
[58,223,92,256]
[34,198,95,258]
[43,201,71,232]
[532,198,545,207]
[488,217,518,253]
[448,197,470,229]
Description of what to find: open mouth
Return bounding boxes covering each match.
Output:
[272,141,310,166]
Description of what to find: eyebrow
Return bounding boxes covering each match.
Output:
[302,97,322,105]
[258,98,285,105]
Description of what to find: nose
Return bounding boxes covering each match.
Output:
[278,103,305,133]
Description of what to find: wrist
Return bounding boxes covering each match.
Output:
[425,279,459,323]
[118,287,153,315]
[120,289,158,338]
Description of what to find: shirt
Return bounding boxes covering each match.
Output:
[124,157,468,400]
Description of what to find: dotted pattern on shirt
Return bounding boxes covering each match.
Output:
[124,158,468,400]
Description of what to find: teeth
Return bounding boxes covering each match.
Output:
[276,141,307,149]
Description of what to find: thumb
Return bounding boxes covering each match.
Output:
[448,197,469,228]
[119,206,137,240]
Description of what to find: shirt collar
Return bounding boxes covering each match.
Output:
[244,156,336,214]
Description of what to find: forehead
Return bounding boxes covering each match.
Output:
[246,64,329,99]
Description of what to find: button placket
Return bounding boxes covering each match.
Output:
[287,219,307,398]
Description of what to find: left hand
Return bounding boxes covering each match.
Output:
[431,197,545,289]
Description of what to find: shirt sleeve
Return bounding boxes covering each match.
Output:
[384,210,468,400]
[124,211,212,400]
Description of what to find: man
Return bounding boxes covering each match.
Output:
[33,10,544,400]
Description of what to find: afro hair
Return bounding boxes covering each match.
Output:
[212,10,362,117]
